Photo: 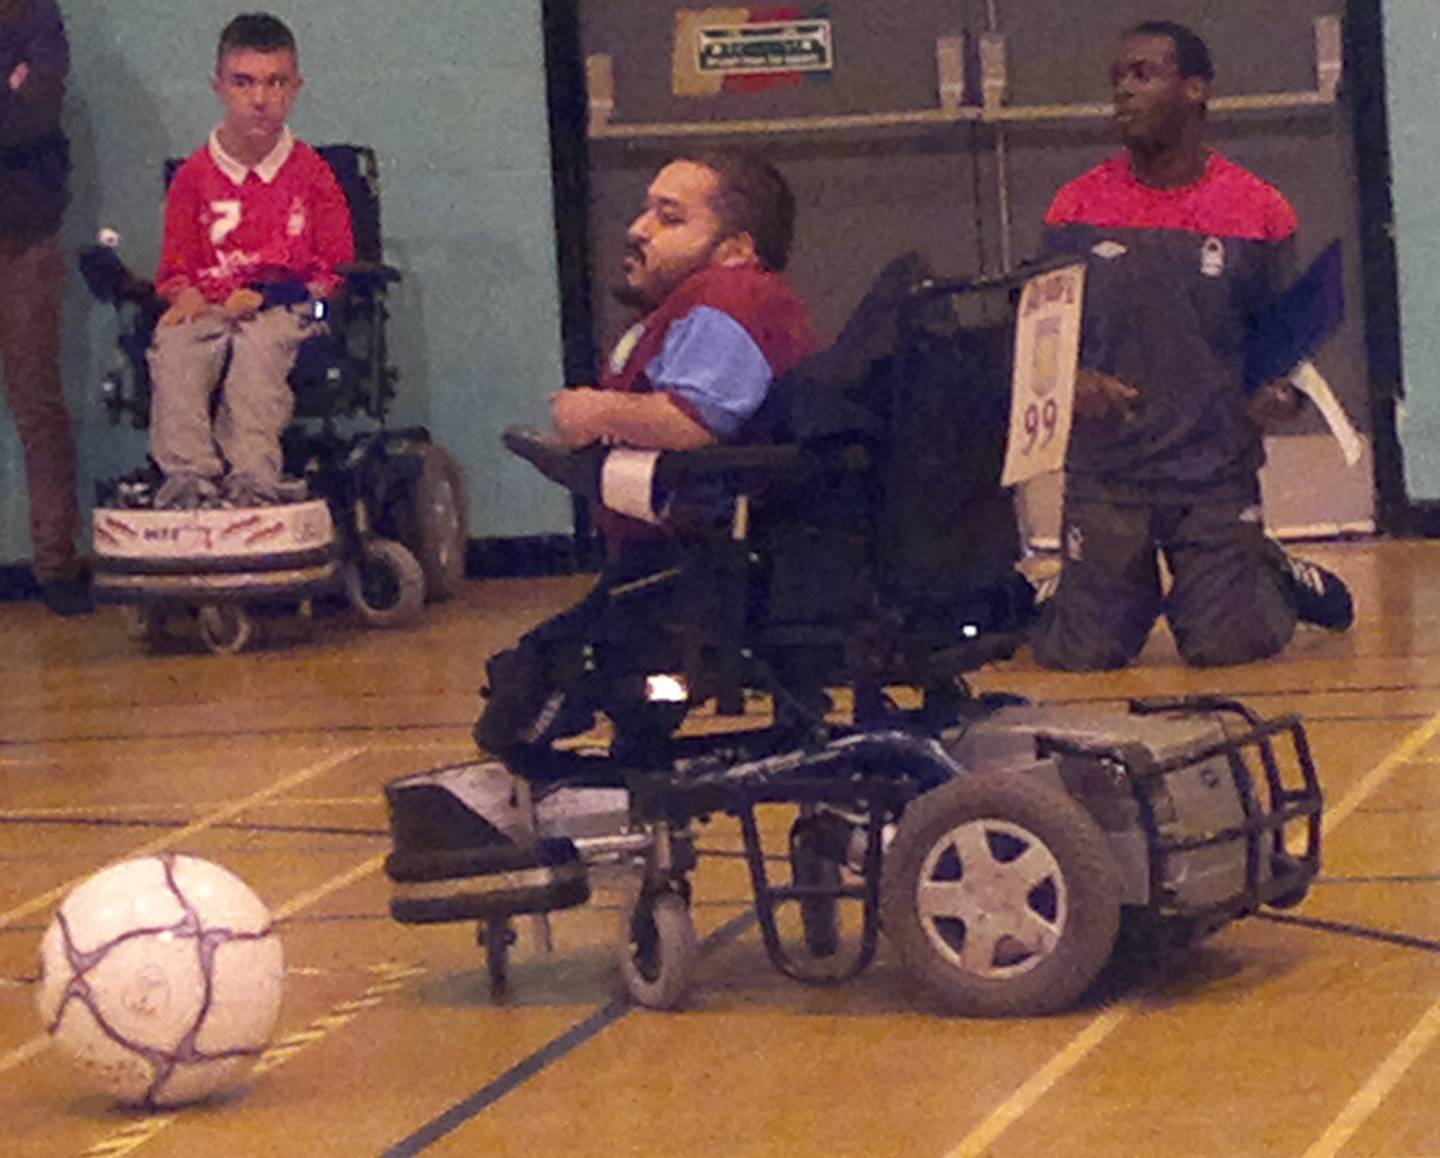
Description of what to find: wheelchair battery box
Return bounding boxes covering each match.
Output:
[949,705,1303,914]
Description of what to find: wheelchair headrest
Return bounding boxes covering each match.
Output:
[749,251,939,446]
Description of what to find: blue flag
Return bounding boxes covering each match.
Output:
[1244,239,1344,394]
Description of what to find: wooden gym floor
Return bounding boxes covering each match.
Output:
[2,537,1439,1157]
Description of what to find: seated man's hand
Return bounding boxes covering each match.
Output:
[8,62,28,92]
[221,287,265,321]
[158,286,212,328]
[549,388,612,448]
[1074,369,1139,420]
[1248,380,1305,428]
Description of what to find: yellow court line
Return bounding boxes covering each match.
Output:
[1297,714,1440,1156]
[1301,1004,1440,1158]
[944,704,1440,1158]
[0,795,383,820]
[944,1008,1129,1158]
[1321,711,1440,835]
[0,746,364,936]
[271,853,386,920]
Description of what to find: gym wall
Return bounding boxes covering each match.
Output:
[0,0,572,577]
[1382,0,1440,506]
[579,1,1372,541]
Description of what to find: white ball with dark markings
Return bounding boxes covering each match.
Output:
[36,855,284,1107]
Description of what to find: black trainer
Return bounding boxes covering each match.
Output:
[384,762,590,924]
[40,568,95,617]
[1272,545,1354,631]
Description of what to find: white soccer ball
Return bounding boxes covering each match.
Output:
[36,855,284,1108]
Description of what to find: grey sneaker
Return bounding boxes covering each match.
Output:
[222,473,278,508]
[155,474,219,510]
[274,477,310,504]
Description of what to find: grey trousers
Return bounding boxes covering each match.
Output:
[148,305,315,490]
[1031,491,1298,671]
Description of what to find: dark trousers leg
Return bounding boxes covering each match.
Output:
[0,235,80,581]
[1031,497,1161,671]
[474,541,682,778]
[1161,499,1297,667]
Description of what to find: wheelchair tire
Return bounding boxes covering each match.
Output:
[345,537,425,628]
[618,890,697,1011]
[121,605,168,648]
[881,773,1120,1018]
[197,604,257,656]
[397,444,468,602]
[479,918,515,1000]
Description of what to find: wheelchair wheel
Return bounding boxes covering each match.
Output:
[197,604,257,655]
[479,918,515,1000]
[398,444,468,602]
[789,817,841,959]
[121,605,168,648]
[881,773,1120,1017]
[618,889,697,1010]
[345,537,425,628]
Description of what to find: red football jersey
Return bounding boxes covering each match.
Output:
[156,129,354,303]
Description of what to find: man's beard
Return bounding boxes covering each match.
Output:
[611,280,652,310]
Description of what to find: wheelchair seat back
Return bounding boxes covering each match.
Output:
[743,254,1022,638]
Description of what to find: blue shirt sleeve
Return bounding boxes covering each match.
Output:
[645,306,773,440]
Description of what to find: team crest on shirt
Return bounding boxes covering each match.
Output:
[610,323,645,375]
[287,198,307,238]
[1200,236,1226,278]
[1091,240,1127,261]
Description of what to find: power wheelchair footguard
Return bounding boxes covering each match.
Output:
[382,257,1324,1015]
[386,697,1320,1016]
[78,145,469,654]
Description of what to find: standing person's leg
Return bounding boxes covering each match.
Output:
[1163,498,1298,667]
[1031,495,1162,671]
[148,310,230,507]
[0,235,84,594]
[215,306,314,502]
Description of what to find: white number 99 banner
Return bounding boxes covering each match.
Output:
[1001,263,1086,488]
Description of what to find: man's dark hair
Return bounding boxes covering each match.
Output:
[1126,20,1214,82]
[685,151,796,272]
[217,13,297,69]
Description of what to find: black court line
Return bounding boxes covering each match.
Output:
[0,815,387,839]
[379,909,757,1158]
[8,678,1440,749]
[1313,873,1440,886]
[0,718,468,748]
[1256,912,1440,956]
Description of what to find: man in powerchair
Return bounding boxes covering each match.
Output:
[387,151,816,901]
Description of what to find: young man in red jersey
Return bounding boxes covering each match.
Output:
[1030,20,1353,671]
[147,12,353,509]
